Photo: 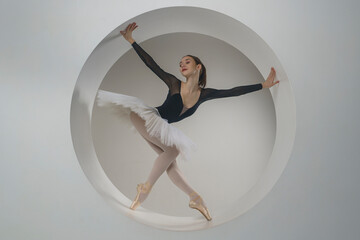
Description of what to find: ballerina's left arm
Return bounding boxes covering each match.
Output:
[202,67,279,101]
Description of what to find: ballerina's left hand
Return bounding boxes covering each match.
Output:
[262,67,280,89]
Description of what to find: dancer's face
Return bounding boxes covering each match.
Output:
[179,56,201,78]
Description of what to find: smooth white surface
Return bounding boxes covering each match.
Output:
[73,7,294,230]
[1,0,360,238]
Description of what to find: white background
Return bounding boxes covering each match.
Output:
[1,0,359,239]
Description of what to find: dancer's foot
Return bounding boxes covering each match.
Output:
[189,191,212,221]
[130,181,153,210]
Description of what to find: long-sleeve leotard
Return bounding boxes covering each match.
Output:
[131,41,263,123]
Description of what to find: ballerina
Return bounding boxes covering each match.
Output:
[96,22,279,221]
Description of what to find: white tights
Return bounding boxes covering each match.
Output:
[129,111,205,205]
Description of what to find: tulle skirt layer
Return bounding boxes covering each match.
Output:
[95,89,197,162]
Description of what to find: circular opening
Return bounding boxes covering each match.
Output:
[92,32,276,216]
[70,6,296,231]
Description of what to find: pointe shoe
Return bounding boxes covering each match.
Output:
[130,181,152,210]
[189,192,212,221]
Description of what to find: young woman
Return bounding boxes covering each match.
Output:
[96,22,279,221]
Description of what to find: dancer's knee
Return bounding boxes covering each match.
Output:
[164,146,180,159]
[170,147,180,157]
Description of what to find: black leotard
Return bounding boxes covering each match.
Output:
[131,41,263,123]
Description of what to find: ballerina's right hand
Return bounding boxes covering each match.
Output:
[120,22,138,42]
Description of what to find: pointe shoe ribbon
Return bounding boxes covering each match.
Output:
[130,181,152,210]
[189,192,212,221]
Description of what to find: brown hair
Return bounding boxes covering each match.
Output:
[184,55,207,88]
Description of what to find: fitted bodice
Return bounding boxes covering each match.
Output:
[155,81,203,123]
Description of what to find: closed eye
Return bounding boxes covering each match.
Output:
[179,62,190,67]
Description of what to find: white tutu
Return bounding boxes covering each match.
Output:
[95,89,198,162]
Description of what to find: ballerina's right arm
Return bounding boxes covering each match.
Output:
[131,41,178,90]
